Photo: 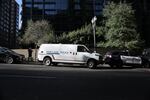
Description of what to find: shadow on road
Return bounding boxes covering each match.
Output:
[53,64,138,70]
[96,65,136,70]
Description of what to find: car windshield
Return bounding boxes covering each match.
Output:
[1,47,15,53]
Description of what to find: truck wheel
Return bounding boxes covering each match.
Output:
[6,57,14,64]
[43,57,52,66]
[87,60,96,69]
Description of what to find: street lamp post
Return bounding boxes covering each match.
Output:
[91,16,97,52]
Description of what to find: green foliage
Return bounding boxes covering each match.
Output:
[57,32,70,43]
[57,24,94,46]
[96,26,107,42]
[99,1,143,50]
[23,20,54,46]
[68,24,92,45]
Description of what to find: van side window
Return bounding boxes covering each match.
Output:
[77,46,87,52]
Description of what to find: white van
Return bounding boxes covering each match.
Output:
[37,44,103,68]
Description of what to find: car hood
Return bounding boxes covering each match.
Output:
[9,52,25,57]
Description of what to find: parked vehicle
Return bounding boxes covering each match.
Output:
[0,47,25,64]
[37,44,103,68]
[103,50,149,68]
[142,48,150,68]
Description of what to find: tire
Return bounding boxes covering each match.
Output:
[116,61,123,68]
[43,57,52,66]
[6,57,14,64]
[143,62,150,68]
[87,60,96,69]
[109,64,114,68]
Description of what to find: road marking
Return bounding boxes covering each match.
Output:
[0,74,57,79]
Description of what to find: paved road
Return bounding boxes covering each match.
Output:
[0,64,150,100]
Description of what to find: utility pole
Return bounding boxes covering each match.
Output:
[91,16,97,52]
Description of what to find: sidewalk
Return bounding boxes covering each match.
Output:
[13,49,38,61]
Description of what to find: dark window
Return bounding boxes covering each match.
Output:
[45,10,57,15]
[120,52,129,56]
[77,46,88,52]
[75,4,80,10]
[25,4,32,8]
[34,0,43,2]
[34,4,43,9]
[45,0,55,2]
[112,52,120,55]
[45,4,55,9]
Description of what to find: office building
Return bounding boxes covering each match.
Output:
[0,0,19,48]
[22,0,105,35]
[137,0,150,46]
[22,0,150,46]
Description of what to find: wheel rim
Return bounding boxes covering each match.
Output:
[44,58,51,66]
[88,61,95,68]
[89,62,94,68]
[7,57,13,64]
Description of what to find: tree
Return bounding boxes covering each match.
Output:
[23,20,54,46]
[67,24,93,47]
[100,1,143,50]
[57,24,93,46]
[57,32,70,44]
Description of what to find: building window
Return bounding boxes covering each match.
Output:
[34,4,43,9]
[26,4,32,8]
[34,0,43,3]
[45,4,55,9]
[95,5,102,10]
[75,0,80,3]
[75,4,80,10]
[45,10,57,15]
[45,0,55,2]
[26,0,32,3]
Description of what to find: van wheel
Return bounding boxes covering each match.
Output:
[43,57,52,66]
[6,57,14,64]
[87,60,96,69]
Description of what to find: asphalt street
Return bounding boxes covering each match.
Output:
[0,64,150,100]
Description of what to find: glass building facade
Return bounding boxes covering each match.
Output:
[22,0,106,35]
[141,0,150,46]
[0,0,19,48]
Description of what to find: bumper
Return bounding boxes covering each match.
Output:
[98,57,104,64]
[103,58,112,64]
